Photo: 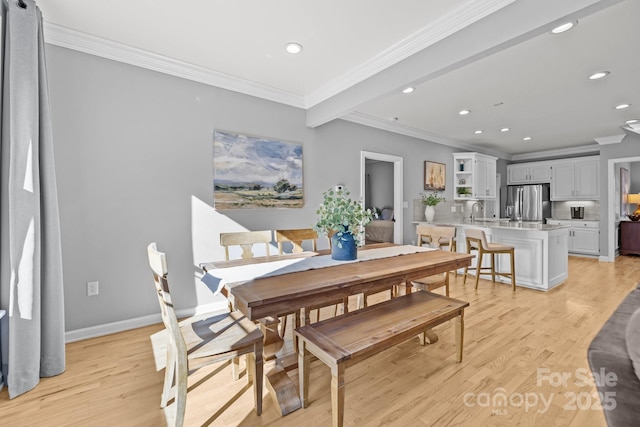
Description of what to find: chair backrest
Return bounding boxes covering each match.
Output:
[147,243,187,357]
[327,229,337,249]
[275,228,318,254]
[220,230,272,260]
[464,228,489,251]
[417,225,456,250]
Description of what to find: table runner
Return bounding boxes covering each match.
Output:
[202,245,436,295]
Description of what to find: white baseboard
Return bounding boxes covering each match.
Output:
[64,301,229,343]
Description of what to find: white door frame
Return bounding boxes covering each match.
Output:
[606,156,640,261]
[360,151,404,244]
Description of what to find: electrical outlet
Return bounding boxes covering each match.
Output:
[87,281,99,296]
[451,206,456,212]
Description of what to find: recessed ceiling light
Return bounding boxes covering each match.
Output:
[459,109,471,115]
[474,130,483,134]
[523,137,532,141]
[626,119,639,124]
[402,87,415,94]
[284,42,303,54]
[501,128,510,132]
[551,21,577,34]
[589,71,610,80]
[615,104,631,110]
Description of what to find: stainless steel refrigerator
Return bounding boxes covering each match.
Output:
[506,184,551,222]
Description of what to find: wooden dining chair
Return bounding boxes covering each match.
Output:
[275,228,318,254]
[147,243,264,426]
[349,234,398,309]
[274,228,347,329]
[220,230,272,260]
[412,226,456,296]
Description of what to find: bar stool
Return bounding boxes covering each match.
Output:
[463,228,516,291]
[417,224,458,276]
[412,226,456,296]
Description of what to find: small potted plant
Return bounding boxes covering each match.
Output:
[421,192,445,222]
[457,187,472,198]
[314,187,373,260]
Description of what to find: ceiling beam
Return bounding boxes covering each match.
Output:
[306,0,625,129]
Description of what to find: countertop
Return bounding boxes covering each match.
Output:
[546,218,600,223]
[417,219,570,231]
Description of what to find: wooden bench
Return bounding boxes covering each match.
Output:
[295,290,469,427]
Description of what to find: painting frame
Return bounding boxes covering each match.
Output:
[213,130,304,209]
[424,161,446,191]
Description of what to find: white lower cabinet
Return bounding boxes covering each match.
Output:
[546,220,599,255]
[571,228,599,254]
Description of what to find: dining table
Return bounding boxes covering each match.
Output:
[201,243,473,416]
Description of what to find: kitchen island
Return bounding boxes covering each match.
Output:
[416,220,570,291]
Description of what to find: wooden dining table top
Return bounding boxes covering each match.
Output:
[214,246,473,321]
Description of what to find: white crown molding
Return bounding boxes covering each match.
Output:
[623,124,640,135]
[42,1,515,112]
[305,0,516,108]
[510,144,600,162]
[342,112,509,159]
[594,134,626,145]
[43,22,306,109]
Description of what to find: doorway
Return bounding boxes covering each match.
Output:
[360,151,404,244]
[607,156,640,261]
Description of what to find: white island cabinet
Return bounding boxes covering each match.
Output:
[417,221,569,291]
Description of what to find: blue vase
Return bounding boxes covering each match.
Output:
[331,229,357,261]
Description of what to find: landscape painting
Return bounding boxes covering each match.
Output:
[213,130,303,209]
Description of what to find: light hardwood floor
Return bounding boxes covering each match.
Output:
[2,256,639,426]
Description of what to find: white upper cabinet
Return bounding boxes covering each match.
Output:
[550,157,599,201]
[507,162,551,185]
[453,152,497,200]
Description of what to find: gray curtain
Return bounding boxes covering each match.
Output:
[0,0,65,398]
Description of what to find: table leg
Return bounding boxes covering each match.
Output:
[298,340,310,408]
[258,317,302,415]
[265,360,302,416]
[418,329,439,345]
[455,310,465,362]
[258,316,284,360]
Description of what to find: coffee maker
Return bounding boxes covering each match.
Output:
[571,206,584,219]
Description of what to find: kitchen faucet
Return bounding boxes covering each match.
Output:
[471,202,483,221]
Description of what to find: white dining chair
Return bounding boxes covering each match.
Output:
[147,242,264,426]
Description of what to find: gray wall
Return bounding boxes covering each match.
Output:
[630,162,640,193]
[365,161,394,210]
[47,46,466,332]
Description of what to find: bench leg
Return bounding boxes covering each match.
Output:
[331,363,345,427]
[455,311,465,362]
[298,340,310,408]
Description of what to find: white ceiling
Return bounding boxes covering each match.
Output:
[37,0,639,159]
